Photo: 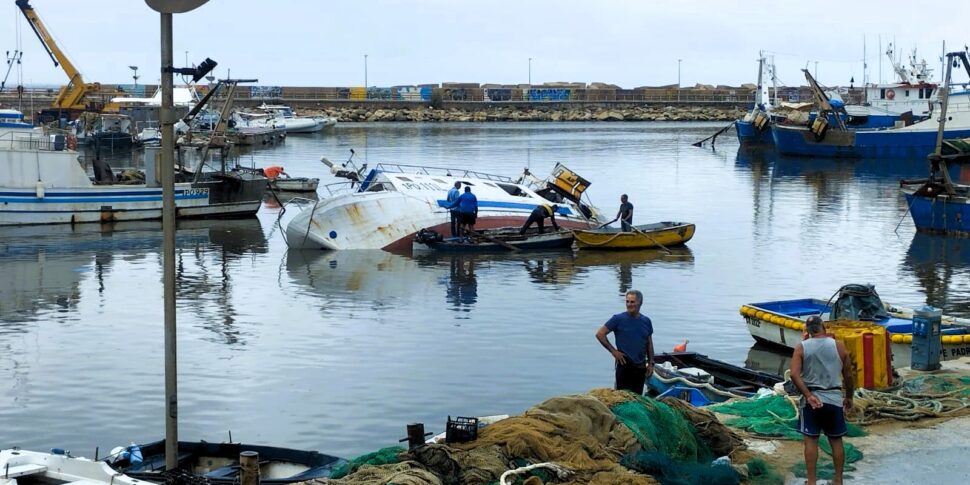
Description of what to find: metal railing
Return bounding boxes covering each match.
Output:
[0,130,69,151]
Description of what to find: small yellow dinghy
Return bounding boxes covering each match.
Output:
[573,221,695,250]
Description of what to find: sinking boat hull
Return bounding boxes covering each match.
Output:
[903,188,970,236]
[413,227,574,252]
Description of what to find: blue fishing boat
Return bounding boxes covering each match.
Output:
[901,51,970,235]
[647,351,782,406]
[736,53,777,146]
[740,284,970,368]
[772,65,960,158]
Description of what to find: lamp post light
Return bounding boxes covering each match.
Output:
[144,0,213,472]
[129,65,139,87]
[677,59,682,101]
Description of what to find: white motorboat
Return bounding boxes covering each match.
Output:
[270,176,319,192]
[0,131,264,226]
[0,108,34,136]
[0,448,147,485]
[285,154,603,251]
[258,104,335,133]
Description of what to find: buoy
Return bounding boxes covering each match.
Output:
[673,340,688,352]
[35,181,45,198]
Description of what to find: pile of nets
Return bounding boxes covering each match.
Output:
[789,436,864,481]
[852,374,970,424]
[322,389,772,485]
[709,394,864,440]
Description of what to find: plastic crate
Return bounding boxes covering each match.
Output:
[445,416,478,443]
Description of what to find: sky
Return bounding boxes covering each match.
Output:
[2,0,968,89]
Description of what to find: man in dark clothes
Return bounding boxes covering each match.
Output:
[519,204,560,235]
[615,194,634,231]
[447,181,462,237]
[595,290,655,394]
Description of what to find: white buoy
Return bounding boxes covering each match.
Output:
[35,181,45,198]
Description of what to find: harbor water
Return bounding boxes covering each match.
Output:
[2,122,969,458]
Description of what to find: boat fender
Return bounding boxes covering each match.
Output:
[673,340,688,352]
[753,112,769,131]
[35,181,45,198]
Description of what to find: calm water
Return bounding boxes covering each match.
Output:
[3,122,969,457]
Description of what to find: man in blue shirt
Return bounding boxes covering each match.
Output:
[446,181,462,237]
[448,186,478,237]
[595,289,654,394]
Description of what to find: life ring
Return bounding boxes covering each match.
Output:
[886,89,896,100]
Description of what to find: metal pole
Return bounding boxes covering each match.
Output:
[160,11,179,472]
[677,59,681,101]
[528,57,532,87]
[364,54,368,88]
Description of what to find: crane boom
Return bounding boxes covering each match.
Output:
[16,0,100,112]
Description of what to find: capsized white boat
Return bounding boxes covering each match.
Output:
[285,154,603,251]
[258,104,334,133]
[0,448,147,485]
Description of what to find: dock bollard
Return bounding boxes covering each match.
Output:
[240,451,260,485]
[398,423,433,450]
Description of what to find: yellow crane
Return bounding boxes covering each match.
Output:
[16,0,105,121]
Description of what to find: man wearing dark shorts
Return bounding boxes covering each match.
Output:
[448,186,478,237]
[791,315,854,485]
[595,290,654,394]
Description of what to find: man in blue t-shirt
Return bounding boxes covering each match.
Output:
[595,289,655,394]
[448,186,479,237]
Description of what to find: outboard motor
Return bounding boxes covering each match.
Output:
[829,284,889,321]
[414,228,443,244]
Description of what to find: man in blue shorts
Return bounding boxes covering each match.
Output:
[595,290,654,394]
[790,315,854,485]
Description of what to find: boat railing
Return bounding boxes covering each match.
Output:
[322,180,399,196]
[372,163,514,183]
[0,130,72,152]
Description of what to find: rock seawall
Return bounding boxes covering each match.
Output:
[302,105,745,122]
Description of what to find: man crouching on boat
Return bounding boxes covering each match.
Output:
[790,315,854,485]
[595,290,655,394]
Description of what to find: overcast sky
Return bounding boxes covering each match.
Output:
[2,0,967,89]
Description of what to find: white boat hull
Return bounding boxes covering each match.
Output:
[0,449,146,485]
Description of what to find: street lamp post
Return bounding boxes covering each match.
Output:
[677,59,682,101]
[528,57,532,87]
[144,0,211,472]
[364,54,368,88]
[129,65,139,88]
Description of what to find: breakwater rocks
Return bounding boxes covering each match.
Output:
[301,105,746,123]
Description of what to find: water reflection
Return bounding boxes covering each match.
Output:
[745,343,792,377]
[572,247,694,295]
[903,233,970,317]
[446,255,478,309]
[0,218,267,334]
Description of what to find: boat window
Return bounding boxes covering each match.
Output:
[880,88,886,99]
[904,90,910,97]
[432,178,447,184]
[365,182,394,193]
[396,176,413,182]
[496,182,528,196]
[483,182,496,187]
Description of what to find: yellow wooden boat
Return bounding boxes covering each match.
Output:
[573,221,695,250]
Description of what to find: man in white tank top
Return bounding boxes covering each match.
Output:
[790,315,855,485]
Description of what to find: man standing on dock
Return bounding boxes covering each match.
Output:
[790,315,854,485]
[447,181,462,237]
[596,290,654,394]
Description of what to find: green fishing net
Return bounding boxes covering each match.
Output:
[611,395,712,462]
[790,436,863,480]
[709,395,865,439]
[620,450,739,485]
[329,446,405,479]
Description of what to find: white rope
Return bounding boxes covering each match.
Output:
[651,372,749,400]
[499,462,573,485]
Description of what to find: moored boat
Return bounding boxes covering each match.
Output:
[0,448,146,485]
[0,131,264,226]
[648,351,783,406]
[572,222,694,250]
[412,226,574,253]
[739,284,970,368]
[285,156,603,251]
[900,51,970,235]
[270,176,320,192]
[106,440,346,485]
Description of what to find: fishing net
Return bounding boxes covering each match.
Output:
[789,436,863,480]
[611,394,712,462]
[743,458,785,485]
[709,395,864,439]
[330,446,405,480]
[852,374,970,423]
[620,450,740,485]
